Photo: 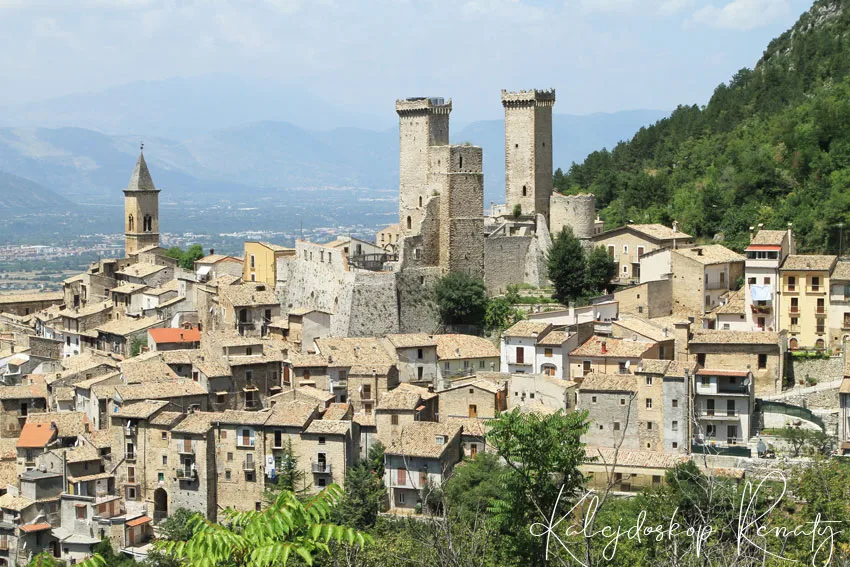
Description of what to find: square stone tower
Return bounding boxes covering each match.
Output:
[124,149,160,256]
[502,89,555,221]
[396,97,451,238]
[428,145,485,279]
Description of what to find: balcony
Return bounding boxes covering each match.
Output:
[807,286,825,295]
[125,452,136,462]
[311,462,332,474]
[789,325,800,333]
[242,458,255,471]
[124,425,137,437]
[177,445,194,456]
[176,468,197,481]
[705,282,728,291]
[695,409,741,418]
[236,439,256,449]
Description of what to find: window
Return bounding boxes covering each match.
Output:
[672,399,678,408]
[468,405,478,418]
[319,436,326,445]
[637,246,645,258]
[764,277,771,285]
[362,384,372,400]
[672,442,678,449]
[613,422,620,431]
[618,361,627,373]
[652,475,662,486]
[623,245,629,254]
[516,346,524,364]
[225,470,231,480]
[727,399,736,416]
[364,403,373,414]
[620,398,625,405]
[812,276,821,291]
[406,216,412,230]
[255,502,262,512]
[75,505,86,520]
[417,367,424,380]
[522,185,527,196]
[788,276,796,292]
[591,396,597,404]
[250,255,255,269]
[748,277,756,285]
[645,376,653,386]
[162,455,167,465]
[608,245,615,257]
[758,354,767,369]
[246,471,255,482]
[417,348,423,359]
[227,452,233,461]
[127,487,137,500]
[697,353,706,366]
[245,390,257,408]
[161,432,167,441]
[672,420,678,432]
[158,472,164,482]
[220,430,228,439]
[647,422,653,430]
[391,415,399,426]
[645,398,653,409]
[582,360,592,374]
[544,348,553,358]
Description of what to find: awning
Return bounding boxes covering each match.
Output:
[196,266,212,277]
[20,523,51,533]
[243,386,258,392]
[215,391,228,396]
[126,515,152,528]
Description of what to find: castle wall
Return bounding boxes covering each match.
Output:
[396,267,442,334]
[550,193,596,240]
[346,272,400,337]
[484,236,533,295]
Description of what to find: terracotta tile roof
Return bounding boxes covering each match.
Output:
[67,471,114,483]
[269,386,334,405]
[578,372,637,392]
[537,329,569,346]
[0,438,16,460]
[445,417,491,438]
[116,263,166,279]
[614,317,673,343]
[143,280,179,296]
[503,320,552,338]
[304,419,352,435]
[0,493,33,511]
[53,387,75,402]
[113,380,207,401]
[149,327,201,345]
[113,400,170,420]
[378,384,436,411]
[60,444,101,463]
[749,230,787,246]
[219,282,277,307]
[690,330,780,346]
[74,371,121,390]
[385,334,437,349]
[780,255,837,272]
[315,337,395,367]
[126,515,152,527]
[439,378,504,395]
[832,260,850,281]
[587,446,687,469]
[214,410,270,426]
[20,522,52,533]
[58,300,113,320]
[570,336,654,358]
[595,223,692,242]
[636,359,697,378]
[170,412,216,435]
[110,282,147,295]
[196,254,242,265]
[149,411,184,427]
[433,334,499,360]
[0,461,17,488]
[0,384,47,400]
[17,421,57,448]
[96,316,161,337]
[0,292,63,305]
[86,429,111,449]
[27,412,90,438]
[714,289,745,315]
[120,357,179,383]
[385,422,461,459]
[673,245,744,265]
[265,401,317,427]
[352,413,375,427]
[322,403,352,421]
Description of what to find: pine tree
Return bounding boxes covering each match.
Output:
[547,227,587,305]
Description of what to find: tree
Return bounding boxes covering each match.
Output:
[512,204,522,218]
[486,408,590,566]
[157,508,197,542]
[165,244,205,270]
[367,441,385,477]
[547,227,587,305]
[130,335,146,357]
[265,438,308,501]
[335,462,386,530]
[27,553,66,567]
[484,297,522,335]
[434,272,487,330]
[91,539,135,567]
[776,425,812,457]
[158,485,370,567]
[585,245,617,294]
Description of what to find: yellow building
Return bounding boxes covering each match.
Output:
[242,242,294,286]
[779,255,837,350]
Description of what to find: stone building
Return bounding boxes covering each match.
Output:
[634,360,695,454]
[211,411,270,513]
[0,385,48,440]
[578,373,639,450]
[507,373,578,413]
[124,150,160,257]
[299,419,359,491]
[568,336,659,380]
[374,383,438,444]
[828,260,850,348]
[383,334,438,386]
[502,89,555,220]
[433,334,500,385]
[437,378,506,420]
[590,223,693,284]
[0,293,64,318]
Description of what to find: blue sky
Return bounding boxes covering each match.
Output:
[0,0,814,123]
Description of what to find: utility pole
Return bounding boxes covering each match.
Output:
[839,222,845,258]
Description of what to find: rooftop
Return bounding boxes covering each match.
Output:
[27,412,90,438]
[433,334,499,360]
[0,291,63,305]
[385,333,437,349]
[113,400,170,420]
[16,422,57,448]
[125,151,157,192]
[385,422,461,459]
[0,384,47,401]
[673,245,744,266]
[0,493,33,511]
[614,317,673,343]
[587,446,687,469]
[148,327,201,345]
[536,329,570,346]
[96,316,161,337]
[594,223,692,242]
[377,383,436,411]
[439,378,504,395]
[214,410,270,426]
[322,403,352,421]
[113,380,207,401]
[315,337,395,367]
[116,263,167,279]
[748,230,787,247]
[713,289,745,315]
[265,401,317,427]
[170,412,216,435]
[219,282,277,307]
[832,260,850,281]
[690,329,780,346]
[570,336,655,358]
[304,419,351,436]
[502,320,552,338]
[578,372,637,392]
[780,254,837,272]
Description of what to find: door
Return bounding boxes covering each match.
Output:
[470,444,478,458]
[727,425,738,444]
[706,399,715,417]
[468,405,477,418]
[398,468,406,485]
[516,347,524,364]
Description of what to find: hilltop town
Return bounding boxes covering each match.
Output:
[0,88,848,565]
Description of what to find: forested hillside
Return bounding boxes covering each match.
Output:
[556,0,850,252]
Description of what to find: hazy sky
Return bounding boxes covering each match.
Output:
[0,0,814,123]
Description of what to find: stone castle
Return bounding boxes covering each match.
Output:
[122,89,600,337]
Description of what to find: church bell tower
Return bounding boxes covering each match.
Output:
[123,146,160,257]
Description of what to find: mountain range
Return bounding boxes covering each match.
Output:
[0,78,666,214]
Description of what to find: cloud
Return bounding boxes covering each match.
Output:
[658,0,693,15]
[577,0,636,12]
[689,0,791,31]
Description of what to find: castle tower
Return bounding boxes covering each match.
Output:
[123,148,160,257]
[502,89,555,221]
[396,97,451,238]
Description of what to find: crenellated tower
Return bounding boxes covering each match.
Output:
[123,148,160,256]
[396,97,451,238]
[502,89,555,221]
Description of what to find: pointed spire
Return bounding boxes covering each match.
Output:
[126,147,157,192]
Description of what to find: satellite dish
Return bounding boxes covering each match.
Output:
[624,360,631,369]
[743,377,750,387]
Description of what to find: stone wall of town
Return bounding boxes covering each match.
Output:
[549,193,596,240]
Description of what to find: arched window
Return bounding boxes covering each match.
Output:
[522,185,527,197]
[419,196,423,208]
[789,338,798,350]
[128,214,134,232]
[406,216,412,230]
[143,215,152,232]
[815,338,825,350]
[459,155,463,168]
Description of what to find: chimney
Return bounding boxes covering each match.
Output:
[757,223,764,233]
[672,220,679,233]
[600,340,607,354]
[674,321,691,362]
[696,248,703,257]
[749,226,755,242]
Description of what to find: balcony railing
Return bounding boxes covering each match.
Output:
[236,439,255,448]
[695,409,740,418]
[125,452,136,462]
[124,426,136,437]
[177,445,194,456]
[242,459,255,471]
[311,462,332,474]
[176,468,197,481]
[807,286,824,294]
